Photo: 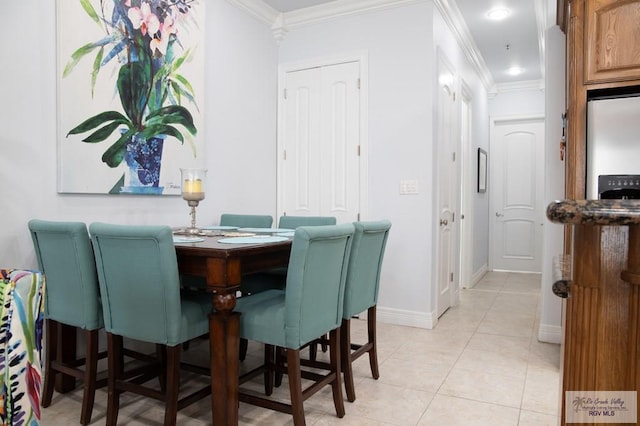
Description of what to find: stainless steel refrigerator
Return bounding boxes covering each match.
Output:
[586,95,640,199]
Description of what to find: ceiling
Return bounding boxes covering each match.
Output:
[261,0,547,87]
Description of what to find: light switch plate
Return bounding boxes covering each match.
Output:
[400,180,419,194]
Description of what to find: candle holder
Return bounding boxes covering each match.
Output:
[180,168,206,235]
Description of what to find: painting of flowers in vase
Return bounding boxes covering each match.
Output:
[57,0,204,195]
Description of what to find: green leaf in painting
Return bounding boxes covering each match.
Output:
[67,111,130,136]
[117,61,152,126]
[79,0,101,25]
[101,129,135,168]
[82,121,129,143]
[90,47,104,98]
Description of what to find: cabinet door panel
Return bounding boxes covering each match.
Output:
[586,0,640,83]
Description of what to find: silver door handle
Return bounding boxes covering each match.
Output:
[495,212,504,217]
[440,219,448,226]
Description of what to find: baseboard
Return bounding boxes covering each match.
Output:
[467,264,488,288]
[537,322,562,344]
[376,306,436,329]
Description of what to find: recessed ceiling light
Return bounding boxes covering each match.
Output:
[507,66,524,76]
[487,8,511,21]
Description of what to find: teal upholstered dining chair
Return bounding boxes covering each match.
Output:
[278,215,337,229]
[339,220,391,402]
[89,223,211,426]
[28,219,105,425]
[235,224,354,425]
[240,215,337,294]
[238,215,338,361]
[220,213,273,228]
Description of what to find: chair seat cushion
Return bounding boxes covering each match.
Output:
[235,290,286,347]
[178,290,212,343]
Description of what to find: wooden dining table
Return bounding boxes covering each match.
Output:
[174,234,292,425]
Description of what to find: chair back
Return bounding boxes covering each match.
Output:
[220,214,273,228]
[28,219,103,330]
[343,220,392,318]
[285,224,354,348]
[278,215,336,229]
[89,223,184,346]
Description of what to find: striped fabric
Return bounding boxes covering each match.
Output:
[0,269,45,425]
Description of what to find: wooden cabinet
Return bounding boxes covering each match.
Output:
[585,0,640,84]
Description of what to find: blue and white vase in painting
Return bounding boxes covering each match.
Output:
[121,133,166,194]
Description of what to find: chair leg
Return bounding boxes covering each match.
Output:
[240,338,248,361]
[157,344,167,392]
[41,319,57,408]
[164,345,180,426]
[275,347,284,388]
[80,329,99,425]
[340,318,356,402]
[329,329,346,418]
[106,333,123,426]
[286,349,306,426]
[264,344,275,396]
[367,306,380,379]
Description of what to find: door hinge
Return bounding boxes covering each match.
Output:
[357,145,361,156]
[357,213,360,221]
[357,78,361,89]
[452,152,456,161]
[283,150,287,160]
[452,212,455,222]
[450,272,454,282]
[453,92,456,102]
[284,88,288,99]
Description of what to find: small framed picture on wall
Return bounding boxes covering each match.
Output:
[478,148,487,193]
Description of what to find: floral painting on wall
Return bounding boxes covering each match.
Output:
[57,0,204,195]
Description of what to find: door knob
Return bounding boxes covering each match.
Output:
[495,212,504,217]
[440,219,448,226]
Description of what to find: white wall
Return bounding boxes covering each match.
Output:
[489,88,545,117]
[539,25,566,344]
[0,1,278,269]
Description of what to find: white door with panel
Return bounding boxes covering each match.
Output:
[280,62,361,223]
[490,117,544,272]
[436,52,458,318]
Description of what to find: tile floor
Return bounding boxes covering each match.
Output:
[41,271,561,425]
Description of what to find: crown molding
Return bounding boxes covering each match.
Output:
[495,79,545,94]
[226,0,280,26]
[534,0,547,79]
[282,0,422,28]
[230,0,496,92]
[432,0,495,93]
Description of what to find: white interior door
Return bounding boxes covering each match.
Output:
[280,62,360,223]
[490,117,544,272]
[436,52,457,318]
[458,83,473,288]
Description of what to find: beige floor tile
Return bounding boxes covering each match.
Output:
[518,409,560,425]
[521,366,561,416]
[439,366,526,408]
[466,333,531,358]
[454,347,529,380]
[477,311,536,339]
[418,394,520,426]
[345,380,435,425]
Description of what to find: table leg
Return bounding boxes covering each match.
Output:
[210,291,240,426]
